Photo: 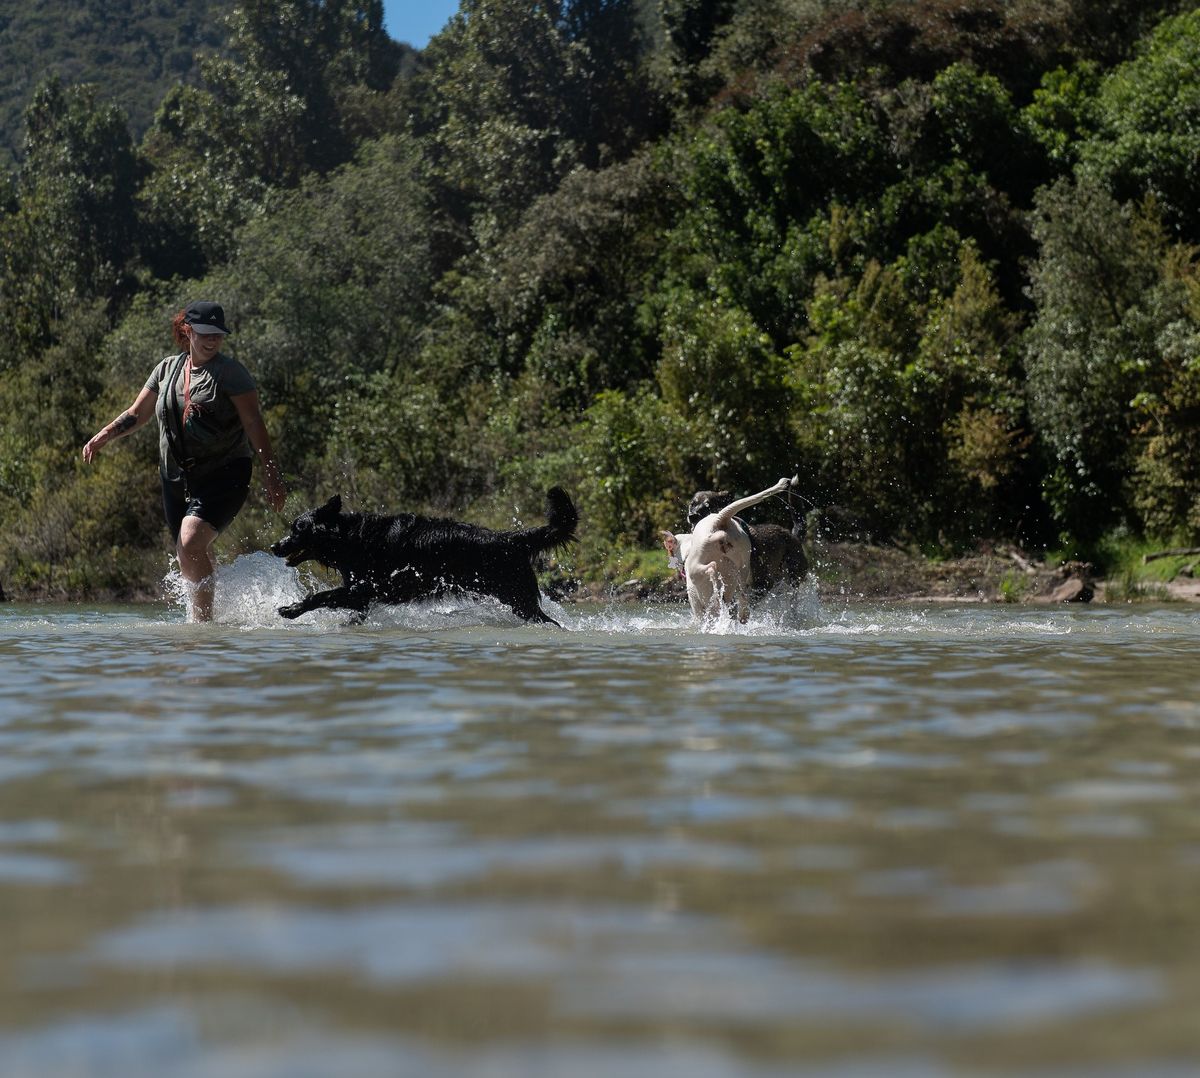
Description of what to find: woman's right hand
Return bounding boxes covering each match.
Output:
[82,396,151,465]
[82,433,106,464]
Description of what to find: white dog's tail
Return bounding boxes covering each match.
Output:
[711,476,796,528]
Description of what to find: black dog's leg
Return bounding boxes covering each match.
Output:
[501,584,562,628]
[279,585,370,620]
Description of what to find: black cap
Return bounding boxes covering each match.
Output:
[184,301,232,336]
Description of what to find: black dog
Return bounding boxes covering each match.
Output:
[686,488,808,593]
[271,487,577,625]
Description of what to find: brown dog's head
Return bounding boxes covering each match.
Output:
[686,489,733,528]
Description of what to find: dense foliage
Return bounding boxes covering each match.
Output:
[3,0,1200,598]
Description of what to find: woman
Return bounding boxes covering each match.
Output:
[83,301,287,620]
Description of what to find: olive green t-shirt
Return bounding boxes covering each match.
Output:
[145,352,256,481]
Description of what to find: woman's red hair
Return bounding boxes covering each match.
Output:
[171,309,190,351]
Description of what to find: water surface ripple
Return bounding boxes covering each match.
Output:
[1,560,1199,1077]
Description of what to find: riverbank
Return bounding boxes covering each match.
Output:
[578,541,1200,606]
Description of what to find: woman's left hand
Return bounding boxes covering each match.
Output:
[231,390,287,512]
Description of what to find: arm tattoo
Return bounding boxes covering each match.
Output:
[108,412,137,436]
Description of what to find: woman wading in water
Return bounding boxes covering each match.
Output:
[83,301,286,620]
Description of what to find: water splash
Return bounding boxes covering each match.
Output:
[162,551,310,628]
[185,551,566,632]
[214,551,313,627]
[559,577,826,637]
[146,551,1197,642]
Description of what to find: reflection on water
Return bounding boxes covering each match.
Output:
[1,553,1200,1076]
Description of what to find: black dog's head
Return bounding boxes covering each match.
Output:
[686,489,733,528]
[270,495,343,568]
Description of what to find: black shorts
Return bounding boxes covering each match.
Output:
[162,457,253,543]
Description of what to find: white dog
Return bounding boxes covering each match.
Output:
[664,476,795,623]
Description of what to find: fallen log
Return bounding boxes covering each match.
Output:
[1142,547,1200,564]
[1008,550,1037,574]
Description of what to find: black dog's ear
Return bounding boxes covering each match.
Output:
[317,495,342,517]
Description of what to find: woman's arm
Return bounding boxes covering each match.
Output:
[82,388,156,464]
[231,390,287,511]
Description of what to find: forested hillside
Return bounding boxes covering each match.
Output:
[2,0,1200,599]
[0,0,236,165]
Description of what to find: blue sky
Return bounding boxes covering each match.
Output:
[381,0,460,47]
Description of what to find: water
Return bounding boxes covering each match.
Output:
[2,552,1199,1077]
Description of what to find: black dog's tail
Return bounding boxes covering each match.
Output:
[514,486,578,555]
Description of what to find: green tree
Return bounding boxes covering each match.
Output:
[415,0,661,231]
[1023,61,1102,169]
[138,0,401,278]
[212,0,400,174]
[1078,9,1200,239]
[209,133,435,479]
[1024,178,1165,537]
[923,63,1047,204]
[1127,285,1200,539]
[569,386,696,543]
[470,153,671,407]
[659,0,737,105]
[0,301,162,598]
[657,287,793,492]
[788,237,1023,541]
[666,79,885,345]
[0,79,136,365]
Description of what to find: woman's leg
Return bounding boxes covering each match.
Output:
[177,515,219,621]
[170,459,252,621]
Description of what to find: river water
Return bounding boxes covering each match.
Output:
[1,551,1199,1077]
